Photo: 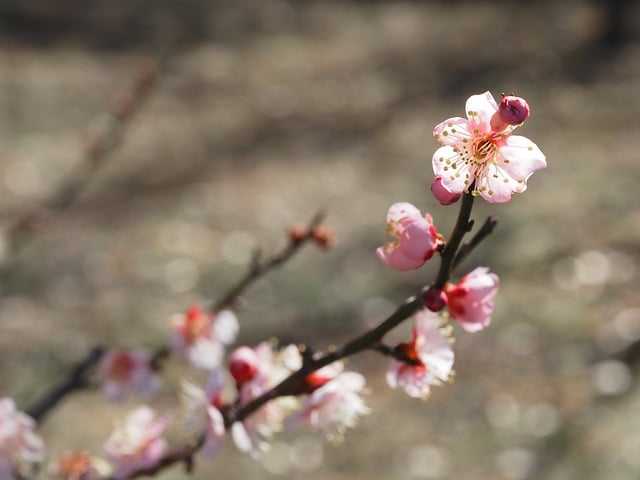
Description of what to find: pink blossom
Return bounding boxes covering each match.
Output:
[433,91,546,203]
[179,370,226,459]
[103,406,169,479]
[169,306,238,370]
[377,202,443,271]
[445,267,499,332]
[286,372,370,437]
[386,309,454,398]
[0,398,44,480]
[99,350,161,401]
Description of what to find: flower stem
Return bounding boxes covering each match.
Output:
[433,192,475,289]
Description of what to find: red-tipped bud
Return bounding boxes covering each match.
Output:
[424,287,447,312]
[431,176,461,205]
[228,346,259,386]
[311,225,336,250]
[287,225,307,244]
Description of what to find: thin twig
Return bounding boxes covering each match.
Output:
[26,347,105,423]
[211,210,326,311]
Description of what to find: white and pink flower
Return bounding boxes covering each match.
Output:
[169,306,238,370]
[445,267,499,332]
[103,406,169,479]
[99,350,161,401]
[377,202,443,271]
[0,398,44,480]
[179,369,226,459]
[386,309,454,399]
[432,91,546,203]
[229,343,300,457]
[287,371,370,437]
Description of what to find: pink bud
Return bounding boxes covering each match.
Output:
[228,346,260,386]
[424,287,447,312]
[498,94,530,125]
[431,176,461,205]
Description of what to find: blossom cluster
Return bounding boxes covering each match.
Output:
[0,91,546,479]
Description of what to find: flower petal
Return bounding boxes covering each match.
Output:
[497,135,547,181]
[386,202,422,224]
[432,146,472,194]
[376,244,425,270]
[433,117,471,146]
[465,91,498,133]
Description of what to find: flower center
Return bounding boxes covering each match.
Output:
[472,137,497,162]
[109,353,136,381]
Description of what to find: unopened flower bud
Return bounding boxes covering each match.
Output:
[228,346,260,386]
[431,176,461,205]
[312,225,336,250]
[498,94,530,125]
[287,225,307,244]
[424,287,447,312]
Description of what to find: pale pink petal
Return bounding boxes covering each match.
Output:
[386,202,422,224]
[376,244,425,271]
[476,165,521,203]
[433,117,471,146]
[398,219,436,260]
[465,91,498,132]
[213,310,239,345]
[432,146,472,194]
[497,135,547,181]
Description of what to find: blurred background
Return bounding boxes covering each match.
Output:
[1,0,640,479]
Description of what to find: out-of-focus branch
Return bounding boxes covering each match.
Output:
[26,346,105,423]
[3,56,161,262]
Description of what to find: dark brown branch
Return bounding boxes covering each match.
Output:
[451,216,498,274]
[26,347,105,423]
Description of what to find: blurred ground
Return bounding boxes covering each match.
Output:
[1,0,640,479]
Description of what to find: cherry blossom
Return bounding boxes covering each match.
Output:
[99,349,161,401]
[445,267,499,332]
[103,406,169,479]
[377,202,443,271]
[432,91,546,203]
[287,371,370,437]
[169,306,238,370]
[386,309,454,399]
[0,398,44,480]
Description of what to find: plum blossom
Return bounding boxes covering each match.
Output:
[386,309,454,399]
[286,371,370,438]
[377,202,443,271]
[48,450,111,480]
[445,267,499,332]
[179,369,226,459]
[432,91,546,203]
[104,406,169,479]
[170,306,238,370]
[229,343,300,456]
[0,398,44,480]
[99,349,161,401]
